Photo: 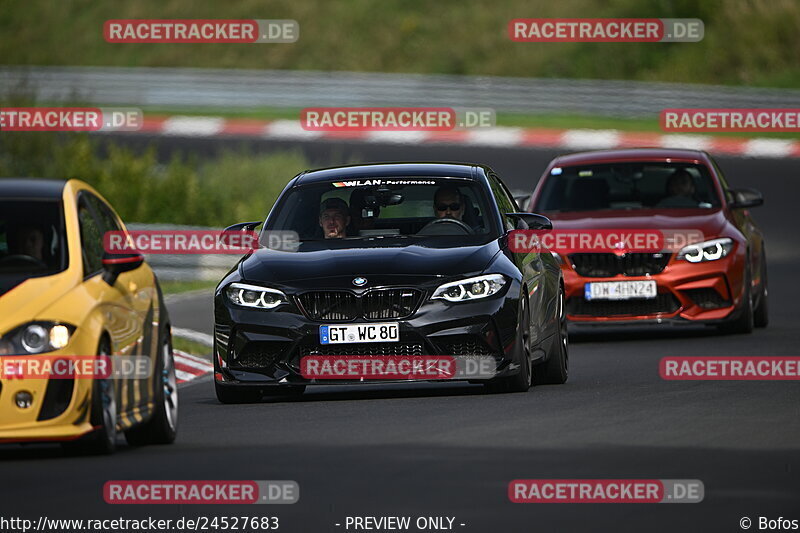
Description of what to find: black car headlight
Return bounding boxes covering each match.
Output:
[431,274,507,302]
[677,238,734,263]
[0,322,76,355]
[225,282,287,309]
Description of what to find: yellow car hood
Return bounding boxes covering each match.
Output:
[0,271,78,334]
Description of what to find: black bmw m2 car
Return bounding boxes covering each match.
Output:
[213,163,567,402]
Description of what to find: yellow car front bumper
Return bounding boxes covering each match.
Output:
[0,332,98,443]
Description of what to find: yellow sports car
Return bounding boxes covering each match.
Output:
[0,178,177,453]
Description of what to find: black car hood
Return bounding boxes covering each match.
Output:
[240,238,502,284]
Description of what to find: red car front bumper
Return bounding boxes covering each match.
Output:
[563,249,747,324]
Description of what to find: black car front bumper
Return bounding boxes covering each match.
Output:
[213,283,523,388]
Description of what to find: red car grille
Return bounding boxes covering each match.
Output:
[570,253,671,277]
[568,293,680,317]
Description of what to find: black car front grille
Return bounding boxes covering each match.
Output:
[363,289,420,319]
[298,291,359,321]
[567,293,680,317]
[299,343,424,357]
[684,288,731,309]
[570,253,671,277]
[298,289,422,321]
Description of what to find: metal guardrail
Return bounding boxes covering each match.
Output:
[127,223,238,281]
[2,66,800,118]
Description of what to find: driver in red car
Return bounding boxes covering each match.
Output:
[433,186,464,221]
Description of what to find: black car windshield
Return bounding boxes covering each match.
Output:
[266,178,497,242]
[0,199,68,292]
[534,162,721,212]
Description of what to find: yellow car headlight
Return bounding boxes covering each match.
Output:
[0,322,76,355]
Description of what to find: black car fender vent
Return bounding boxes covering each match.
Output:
[434,335,499,357]
[230,342,287,370]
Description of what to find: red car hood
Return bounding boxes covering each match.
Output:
[545,208,727,238]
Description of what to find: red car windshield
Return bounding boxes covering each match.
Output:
[534,162,721,212]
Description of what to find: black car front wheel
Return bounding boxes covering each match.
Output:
[534,285,569,385]
[484,295,532,393]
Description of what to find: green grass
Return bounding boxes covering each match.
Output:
[172,336,211,356]
[2,0,800,87]
[0,133,312,226]
[161,279,218,295]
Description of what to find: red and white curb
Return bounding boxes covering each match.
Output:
[174,350,213,385]
[120,115,800,159]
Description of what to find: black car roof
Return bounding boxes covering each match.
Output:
[0,178,67,198]
[294,163,483,185]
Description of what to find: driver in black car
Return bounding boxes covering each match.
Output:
[433,186,464,221]
[319,197,351,239]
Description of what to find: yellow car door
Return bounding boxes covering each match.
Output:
[75,192,157,430]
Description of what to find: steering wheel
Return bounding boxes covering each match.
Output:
[0,254,48,269]
[417,217,475,236]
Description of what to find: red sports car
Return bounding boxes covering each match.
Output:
[525,148,767,333]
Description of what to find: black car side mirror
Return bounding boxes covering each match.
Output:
[220,221,262,245]
[222,221,262,233]
[102,251,144,285]
[506,213,553,230]
[729,188,763,209]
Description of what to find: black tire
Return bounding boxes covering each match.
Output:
[484,295,531,393]
[62,337,117,455]
[719,266,754,335]
[534,284,569,385]
[754,250,769,328]
[215,382,263,404]
[124,328,178,446]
